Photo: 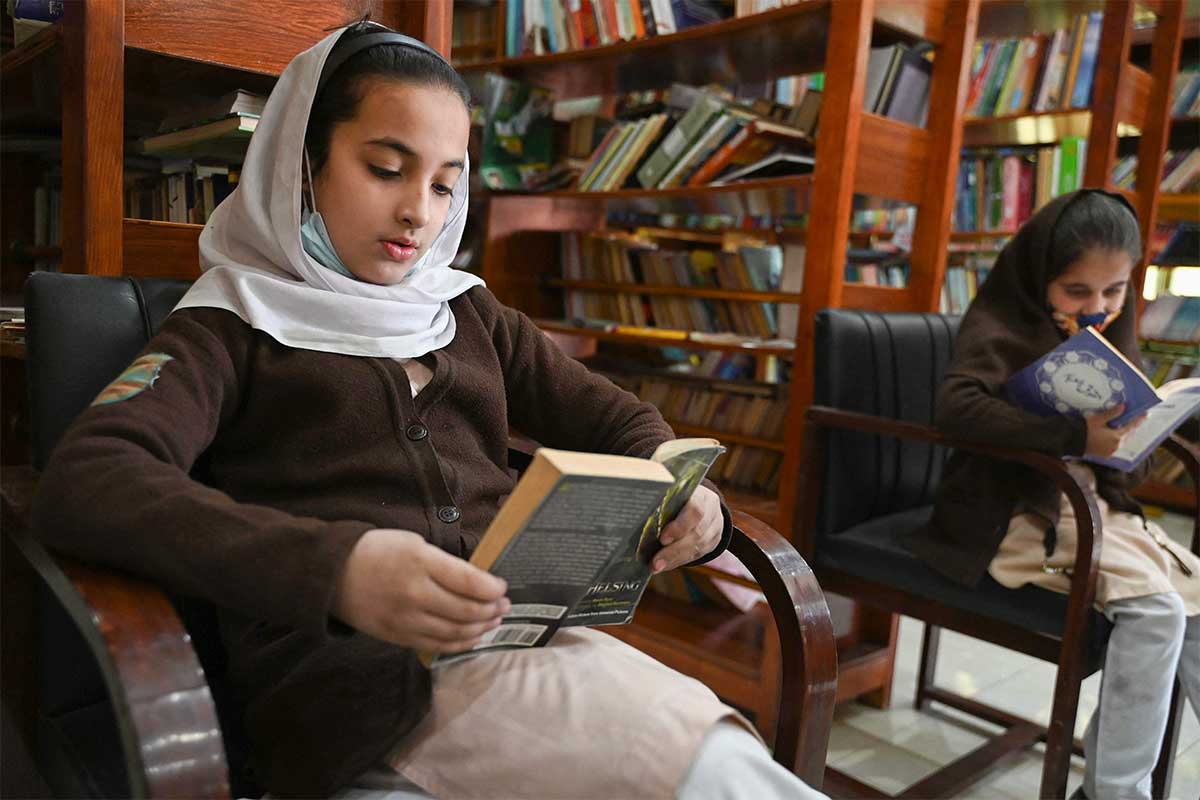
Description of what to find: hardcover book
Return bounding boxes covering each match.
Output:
[425,438,725,665]
[1005,327,1200,471]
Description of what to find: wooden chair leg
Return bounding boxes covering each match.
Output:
[916,624,941,711]
[1040,648,1089,799]
[1151,680,1184,799]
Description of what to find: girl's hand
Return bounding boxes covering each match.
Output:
[652,485,723,573]
[333,528,510,653]
[1084,404,1145,458]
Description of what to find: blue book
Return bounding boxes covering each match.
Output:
[1070,12,1104,108]
[12,0,63,21]
[1006,327,1200,470]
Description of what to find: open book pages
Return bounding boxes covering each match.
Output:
[426,439,724,666]
[1090,379,1200,471]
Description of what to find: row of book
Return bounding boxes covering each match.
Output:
[966,12,1102,118]
[954,137,1088,233]
[864,44,933,127]
[611,374,789,440]
[1141,295,1200,343]
[574,84,818,191]
[1111,149,1200,194]
[504,0,730,57]
[939,261,993,315]
[707,444,782,493]
[844,258,909,288]
[566,290,783,339]
[124,161,239,225]
[1171,69,1200,119]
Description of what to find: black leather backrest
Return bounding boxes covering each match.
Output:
[25,273,192,470]
[813,309,961,537]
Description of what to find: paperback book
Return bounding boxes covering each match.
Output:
[424,438,725,665]
[1006,327,1200,471]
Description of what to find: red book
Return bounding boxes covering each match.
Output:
[964,42,999,117]
[579,0,601,47]
[1001,155,1021,232]
[1017,158,1035,223]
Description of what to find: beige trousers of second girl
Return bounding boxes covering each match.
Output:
[989,463,1200,613]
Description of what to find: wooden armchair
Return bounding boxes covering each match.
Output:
[797,309,1199,800]
[2,272,837,798]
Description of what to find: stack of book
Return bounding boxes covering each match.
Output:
[504,0,732,57]
[965,11,1103,118]
[572,85,817,192]
[954,137,1088,233]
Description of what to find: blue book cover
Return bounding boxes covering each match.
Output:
[1006,327,1200,470]
[1070,12,1103,108]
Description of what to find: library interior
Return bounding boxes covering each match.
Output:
[1,1,1199,799]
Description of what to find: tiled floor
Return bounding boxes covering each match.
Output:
[827,509,1200,799]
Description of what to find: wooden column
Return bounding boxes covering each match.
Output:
[908,0,979,314]
[1084,0,1137,191]
[61,0,125,276]
[777,0,874,536]
[378,0,453,57]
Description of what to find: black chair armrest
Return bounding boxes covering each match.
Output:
[693,511,836,787]
[2,470,230,799]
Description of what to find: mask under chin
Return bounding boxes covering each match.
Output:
[1050,307,1121,336]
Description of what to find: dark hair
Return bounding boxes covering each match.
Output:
[305,31,472,175]
[1048,192,1143,280]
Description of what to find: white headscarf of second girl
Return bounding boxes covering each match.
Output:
[176,24,483,359]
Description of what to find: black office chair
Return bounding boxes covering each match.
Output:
[3,271,838,797]
[796,308,1199,799]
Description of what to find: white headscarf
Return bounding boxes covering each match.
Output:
[176,25,484,358]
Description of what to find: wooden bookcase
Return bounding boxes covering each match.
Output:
[963,0,1195,514]
[0,0,453,286]
[462,0,981,712]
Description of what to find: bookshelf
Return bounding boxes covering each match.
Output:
[962,1,1196,513]
[464,0,981,713]
[0,0,453,284]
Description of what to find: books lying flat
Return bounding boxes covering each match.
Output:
[141,114,258,156]
[1006,327,1200,471]
[425,439,725,665]
[157,89,266,134]
[711,152,815,185]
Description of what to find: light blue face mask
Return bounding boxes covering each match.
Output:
[300,149,356,279]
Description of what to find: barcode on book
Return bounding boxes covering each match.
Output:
[507,603,568,620]
[473,623,548,650]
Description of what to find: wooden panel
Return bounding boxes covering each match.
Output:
[383,0,453,57]
[1134,480,1197,512]
[854,114,931,205]
[61,0,124,276]
[841,283,920,312]
[962,109,1092,147]
[1116,63,1153,131]
[122,219,202,280]
[909,0,979,314]
[461,2,832,99]
[124,0,391,76]
[874,0,947,44]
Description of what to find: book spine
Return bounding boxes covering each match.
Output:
[1060,14,1089,110]
[1001,155,1020,231]
[1070,11,1103,108]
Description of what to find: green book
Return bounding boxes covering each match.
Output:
[1058,135,1085,195]
[636,92,725,189]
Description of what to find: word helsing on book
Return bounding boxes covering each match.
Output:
[1006,327,1200,472]
[422,438,725,666]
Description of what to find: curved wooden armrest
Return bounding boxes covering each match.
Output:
[4,506,229,799]
[1160,434,1200,554]
[723,509,836,787]
[803,407,1103,671]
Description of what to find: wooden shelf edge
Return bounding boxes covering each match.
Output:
[548,279,804,304]
[1157,194,1200,223]
[487,174,815,202]
[0,23,61,76]
[667,421,785,452]
[122,218,202,280]
[458,2,831,73]
[0,341,27,360]
[1134,481,1197,512]
[535,320,795,357]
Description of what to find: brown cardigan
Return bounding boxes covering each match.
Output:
[904,191,1150,587]
[32,285,730,796]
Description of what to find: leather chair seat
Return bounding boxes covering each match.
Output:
[817,506,1111,670]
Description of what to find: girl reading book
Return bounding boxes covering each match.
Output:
[31,21,824,800]
[910,190,1200,800]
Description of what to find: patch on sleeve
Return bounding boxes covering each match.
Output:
[91,353,176,406]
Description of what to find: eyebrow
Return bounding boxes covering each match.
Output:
[1062,281,1127,290]
[366,137,464,171]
